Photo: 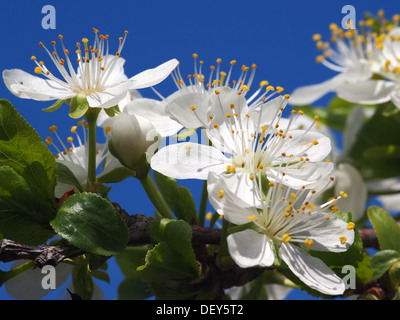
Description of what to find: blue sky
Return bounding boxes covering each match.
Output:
[0,0,397,300]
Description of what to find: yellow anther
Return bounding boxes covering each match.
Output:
[276,86,284,93]
[105,126,112,133]
[291,110,297,114]
[240,85,250,91]
[340,191,348,198]
[67,137,73,143]
[314,115,320,120]
[230,60,237,65]
[184,145,192,150]
[34,67,42,74]
[266,85,275,92]
[312,33,322,41]
[216,58,222,63]
[312,140,319,145]
[249,174,254,181]
[193,53,198,59]
[268,182,274,187]
[84,123,89,129]
[347,222,355,230]
[290,193,297,199]
[206,212,212,221]
[247,215,257,221]
[82,38,89,44]
[316,55,325,63]
[71,126,78,134]
[378,9,384,18]
[45,137,53,145]
[298,110,304,115]
[284,94,290,99]
[49,125,57,133]
[339,236,347,245]
[282,234,291,243]
[259,164,264,170]
[260,80,269,87]
[218,189,224,199]
[190,105,196,111]
[213,123,219,128]
[305,238,314,247]
[31,56,37,60]
[215,90,220,95]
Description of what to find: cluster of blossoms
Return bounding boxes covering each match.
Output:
[290,10,400,108]
[3,29,356,297]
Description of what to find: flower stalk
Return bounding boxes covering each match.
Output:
[85,107,101,186]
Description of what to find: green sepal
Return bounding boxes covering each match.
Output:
[96,166,136,184]
[42,99,65,112]
[69,94,90,119]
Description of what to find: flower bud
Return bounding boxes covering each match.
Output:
[109,112,157,169]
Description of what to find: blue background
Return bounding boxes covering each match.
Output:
[0,0,396,300]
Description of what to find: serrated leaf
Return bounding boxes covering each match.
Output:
[0,99,57,218]
[50,192,129,255]
[367,206,400,252]
[72,257,94,300]
[370,250,400,279]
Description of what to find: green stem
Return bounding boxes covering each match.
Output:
[85,108,101,187]
[0,261,34,287]
[139,173,175,219]
[198,180,208,226]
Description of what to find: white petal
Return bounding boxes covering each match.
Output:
[3,69,75,101]
[334,163,367,221]
[86,91,126,109]
[124,98,183,137]
[150,142,228,180]
[341,105,365,157]
[165,91,211,129]
[227,230,275,268]
[5,260,73,300]
[129,58,179,89]
[271,130,332,163]
[207,172,260,222]
[292,211,355,252]
[279,243,345,295]
[268,161,334,190]
[248,95,286,126]
[336,80,395,105]
[290,67,372,106]
[390,90,400,110]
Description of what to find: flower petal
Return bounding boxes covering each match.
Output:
[207,172,261,222]
[279,243,346,295]
[150,142,228,180]
[336,80,395,105]
[227,230,275,268]
[334,163,367,221]
[129,58,179,89]
[3,69,75,101]
[165,91,211,129]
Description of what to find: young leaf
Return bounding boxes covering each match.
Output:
[370,250,400,279]
[367,206,400,252]
[50,192,129,256]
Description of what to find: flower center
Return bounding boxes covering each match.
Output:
[31,28,128,95]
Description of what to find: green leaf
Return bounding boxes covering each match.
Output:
[50,192,129,255]
[42,99,65,112]
[0,206,54,245]
[69,95,89,119]
[55,162,83,192]
[96,166,135,184]
[349,103,400,179]
[367,206,400,252]
[115,246,152,300]
[0,99,57,218]
[364,145,400,159]
[370,250,400,279]
[153,171,198,223]
[150,219,199,273]
[72,256,94,300]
